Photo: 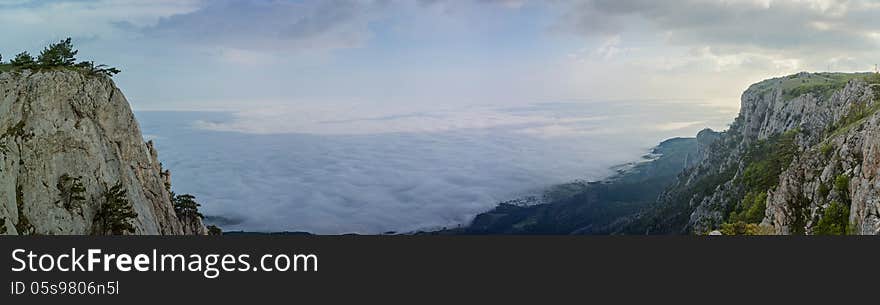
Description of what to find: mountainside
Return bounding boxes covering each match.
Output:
[453,71,880,235]
[0,69,206,235]
[429,136,702,235]
[614,72,880,235]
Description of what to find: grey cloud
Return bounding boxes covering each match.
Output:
[419,0,528,8]
[557,0,880,54]
[138,0,388,52]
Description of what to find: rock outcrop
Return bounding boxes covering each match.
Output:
[0,69,206,235]
[622,72,880,235]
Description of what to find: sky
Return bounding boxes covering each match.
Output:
[3,0,880,112]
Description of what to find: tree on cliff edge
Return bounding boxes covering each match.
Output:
[38,37,78,67]
[5,38,121,77]
[172,193,203,219]
[10,52,35,67]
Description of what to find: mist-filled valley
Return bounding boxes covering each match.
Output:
[137,100,733,234]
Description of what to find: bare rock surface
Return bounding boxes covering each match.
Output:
[0,70,205,235]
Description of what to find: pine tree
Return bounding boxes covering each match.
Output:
[207,225,222,235]
[95,182,137,235]
[10,52,35,67]
[172,193,203,218]
[56,174,86,211]
[38,37,78,66]
[75,60,121,77]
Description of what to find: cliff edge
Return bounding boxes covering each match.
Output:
[0,69,206,235]
[620,72,880,235]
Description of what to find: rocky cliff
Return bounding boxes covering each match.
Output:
[621,72,880,235]
[450,71,880,236]
[0,69,206,235]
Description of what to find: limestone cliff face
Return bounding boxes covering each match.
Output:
[631,72,880,235]
[763,93,880,235]
[0,70,206,235]
[737,74,880,235]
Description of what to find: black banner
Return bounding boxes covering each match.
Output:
[1,236,876,303]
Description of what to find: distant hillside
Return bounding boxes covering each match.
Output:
[618,72,880,235]
[441,71,880,235]
[427,135,705,234]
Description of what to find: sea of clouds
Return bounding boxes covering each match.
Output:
[137,100,735,234]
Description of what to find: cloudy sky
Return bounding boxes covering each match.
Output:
[1,0,879,111]
[6,0,876,233]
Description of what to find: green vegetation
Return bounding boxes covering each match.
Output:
[616,165,737,235]
[780,72,869,101]
[722,130,799,234]
[786,193,812,235]
[834,174,850,200]
[690,169,737,201]
[817,182,830,199]
[720,221,772,235]
[0,120,31,155]
[463,137,702,235]
[728,191,767,224]
[15,185,33,234]
[3,121,33,141]
[865,73,880,86]
[164,169,213,232]
[207,225,222,235]
[9,51,35,67]
[811,174,853,235]
[37,37,78,66]
[741,130,799,191]
[56,174,86,211]
[171,193,203,219]
[813,201,850,235]
[0,218,7,234]
[0,38,120,77]
[75,61,121,77]
[827,100,880,137]
[820,143,834,159]
[815,72,880,137]
[95,182,137,235]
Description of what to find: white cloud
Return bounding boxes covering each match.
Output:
[139,100,734,233]
[193,104,578,135]
[593,35,631,60]
[554,0,880,73]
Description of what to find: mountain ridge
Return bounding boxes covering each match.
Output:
[450,71,880,235]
